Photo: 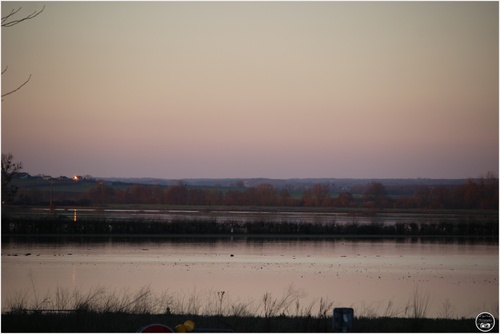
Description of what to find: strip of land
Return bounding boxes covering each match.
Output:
[1,312,479,333]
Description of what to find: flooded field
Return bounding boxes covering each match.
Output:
[2,235,498,318]
[8,207,497,226]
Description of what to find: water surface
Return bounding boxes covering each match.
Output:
[2,236,498,318]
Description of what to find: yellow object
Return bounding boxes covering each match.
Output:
[183,320,195,332]
[175,324,186,333]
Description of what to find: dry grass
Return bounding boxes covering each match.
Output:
[3,281,442,321]
[408,285,432,319]
[3,281,485,333]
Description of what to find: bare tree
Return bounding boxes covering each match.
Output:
[1,153,23,204]
[363,182,390,208]
[2,5,45,99]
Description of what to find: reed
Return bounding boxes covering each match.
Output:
[1,282,452,321]
[3,280,486,332]
[409,285,432,319]
[438,298,455,319]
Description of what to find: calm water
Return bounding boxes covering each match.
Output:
[2,236,498,318]
[16,207,495,225]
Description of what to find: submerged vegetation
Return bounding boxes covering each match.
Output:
[2,209,498,237]
[1,284,480,332]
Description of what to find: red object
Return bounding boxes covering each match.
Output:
[137,324,174,333]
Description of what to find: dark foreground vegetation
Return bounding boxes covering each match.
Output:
[0,282,483,332]
[3,283,484,332]
[1,312,479,332]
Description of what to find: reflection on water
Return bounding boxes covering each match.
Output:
[15,207,497,226]
[2,236,498,318]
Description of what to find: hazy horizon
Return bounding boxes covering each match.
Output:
[2,2,498,179]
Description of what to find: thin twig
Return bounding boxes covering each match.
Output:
[1,7,22,25]
[2,74,31,98]
[2,6,45,27]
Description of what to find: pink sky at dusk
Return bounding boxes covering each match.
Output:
[2,1,498,179]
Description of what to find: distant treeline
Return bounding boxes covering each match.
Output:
[13,175,499,210]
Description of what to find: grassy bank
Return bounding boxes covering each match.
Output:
[2,284,490,332]
[1,312,479,332]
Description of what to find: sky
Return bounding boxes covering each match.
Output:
[2,1,498,179]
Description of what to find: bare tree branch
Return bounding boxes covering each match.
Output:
[1,7,22,25]
[2,75,32,98]
[2,5,44,99]
[2,5,45,27]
